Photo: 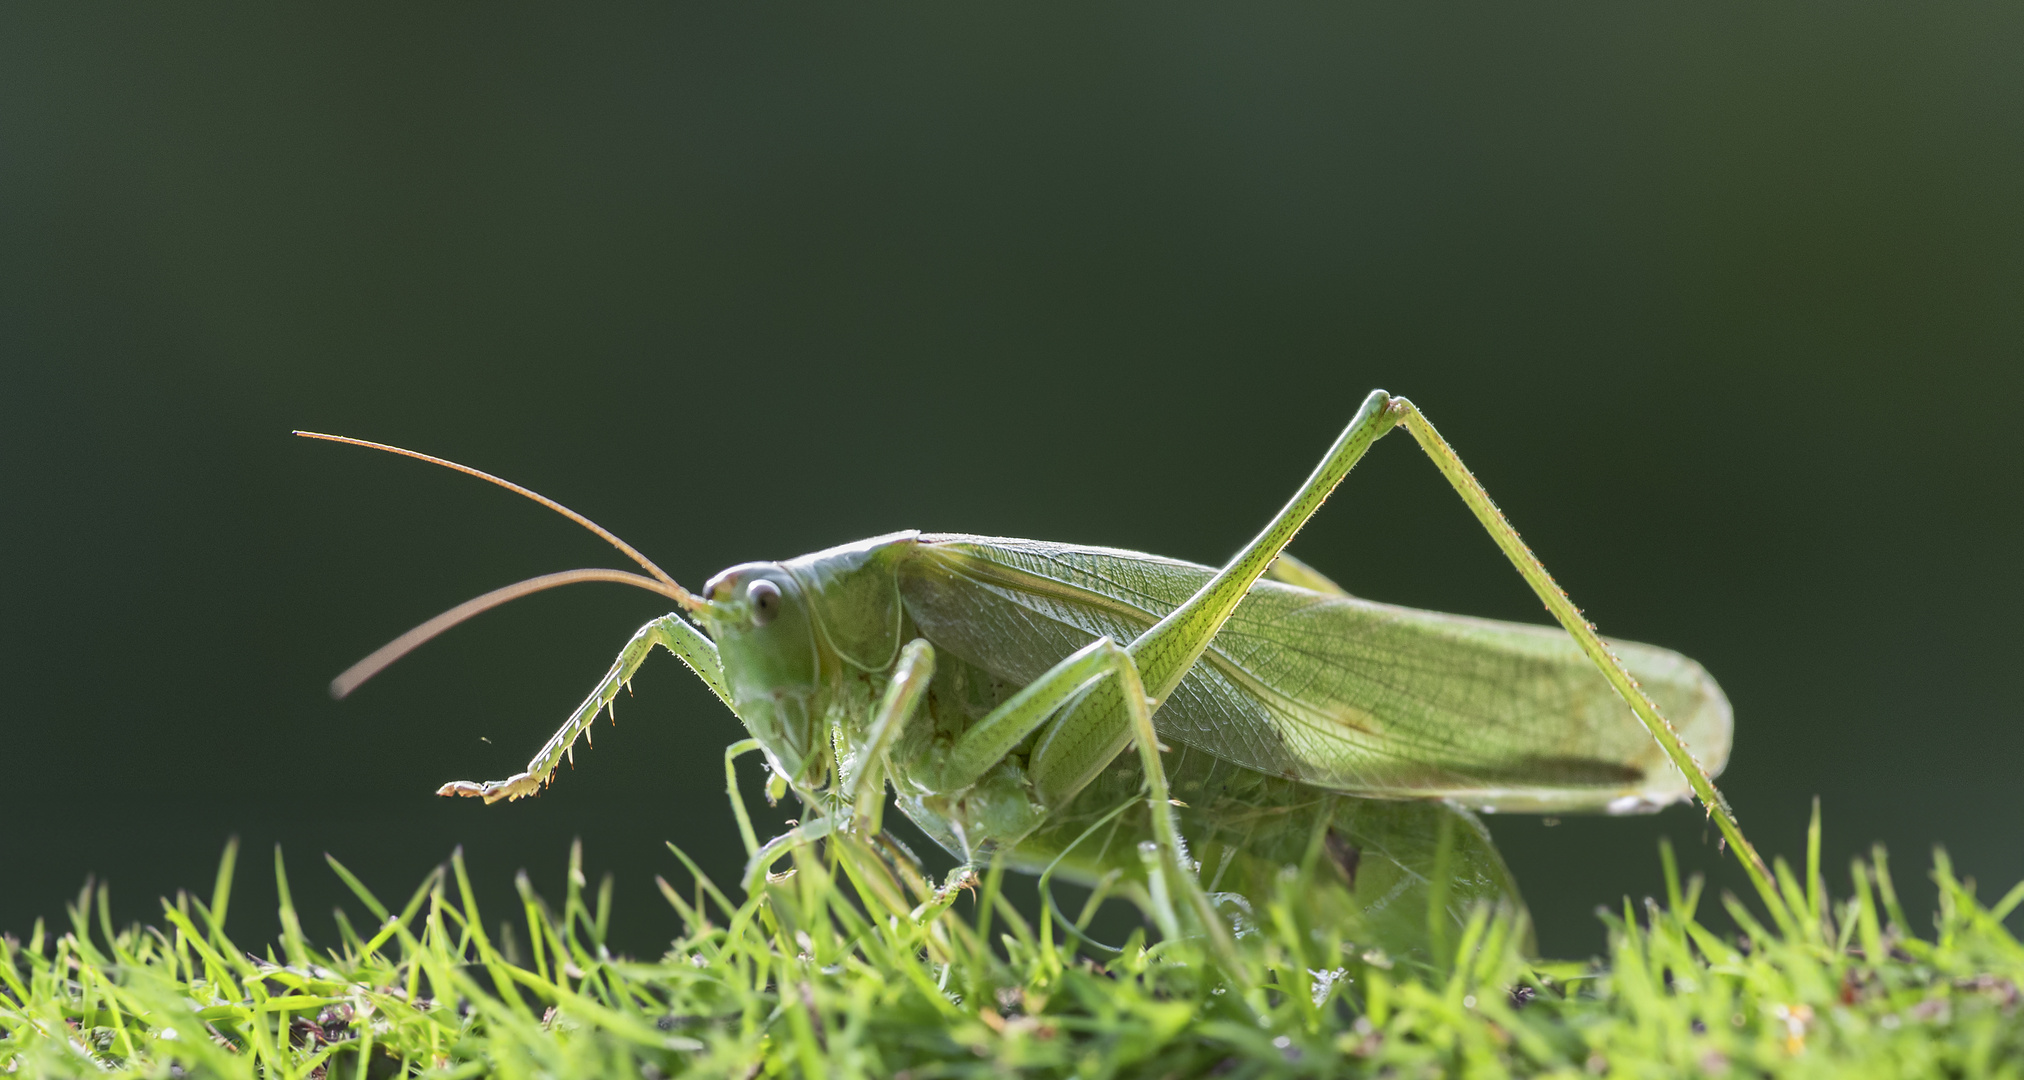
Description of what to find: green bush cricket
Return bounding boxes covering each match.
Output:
[302,389,1750,965]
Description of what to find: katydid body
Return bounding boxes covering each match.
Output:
[308,390,1737,965]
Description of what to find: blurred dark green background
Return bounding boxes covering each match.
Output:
[3,5,2020,959]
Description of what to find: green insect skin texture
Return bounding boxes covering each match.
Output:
[385,391,1742,964]
[704,523,1720,964]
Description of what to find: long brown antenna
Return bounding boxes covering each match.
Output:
[294,431,699,610]
[330,568,687,699]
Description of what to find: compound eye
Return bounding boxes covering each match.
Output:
[747,579,783,626]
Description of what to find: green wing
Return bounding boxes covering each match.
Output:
[898,534,1732,814]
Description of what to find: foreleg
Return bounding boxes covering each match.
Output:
[438,613,726,803]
